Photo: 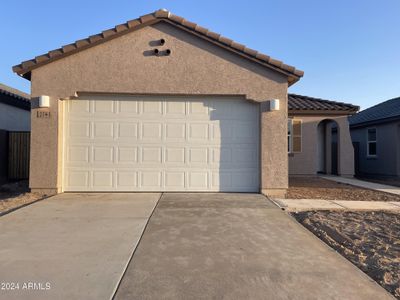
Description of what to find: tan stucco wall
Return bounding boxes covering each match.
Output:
[288,115,354,176]
[29,21,289,195]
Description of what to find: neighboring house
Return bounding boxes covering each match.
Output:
[0,83,31,183]
[349,97,400,178]
[288,94,359,176]
[12,9,305,197]
[0,83,31,131]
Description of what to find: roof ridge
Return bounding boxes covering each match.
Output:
[13,9,303,84]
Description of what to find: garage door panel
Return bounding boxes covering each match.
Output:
[67,171,89,188]
[93,171,113,187]
[119,100,139,113]
[166,101,186,115]
[93,146,114,163]
[189,148,208,164]
[67,146,90,163]
[68,99,90,114]
[68,122,90,138]
[117,171,138,187]
[141,171,162,188]
[117,147,138,163]
[94,100,115,113]
[142,123,162,139]
[188,172,209,189]
[165,171,185,188]
[212,148,232,163]
[165,148,185,163]
[93,122,114,138]
[63,97,259,192]
[189,123,209,140]
[118,123,138,139]
[189,101,209,115]
[165,123,186,139]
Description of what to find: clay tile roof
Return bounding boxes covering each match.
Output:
[12,9,304,85]
[0,83,31,111]
[288,94,359,114]
[349,97,400,127]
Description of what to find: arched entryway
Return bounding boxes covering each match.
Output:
[317,119,339,175]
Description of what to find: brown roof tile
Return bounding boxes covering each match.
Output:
[182,20,197,30]
[288,94,359,114]
[140,13,156,23]
[13,9,304,84]
[194,25,208,35]
[243,47,259,57]
[127,20,140,28]
[115,24,129,32]
[62,44,77,53]
[206,31,221,40]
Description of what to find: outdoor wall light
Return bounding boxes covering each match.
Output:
[39,95,50,108]
[269,99,280,111]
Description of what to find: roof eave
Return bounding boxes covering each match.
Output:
[13,9,303,84]
[350,115,400,129]
[289,109,359,116]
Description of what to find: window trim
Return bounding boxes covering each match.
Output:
[288,118,302,154]
[366,127,377,157]
[288,118,293,153]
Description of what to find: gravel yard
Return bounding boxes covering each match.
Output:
[288,176,400,201]
[294,210,400,299]
[0,181,45,214]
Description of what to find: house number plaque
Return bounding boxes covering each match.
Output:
[36,111,50,118]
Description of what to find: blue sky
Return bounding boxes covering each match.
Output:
[1,0,399,109]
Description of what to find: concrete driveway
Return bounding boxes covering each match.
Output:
[0,193,160,300]
[115,193,393,300]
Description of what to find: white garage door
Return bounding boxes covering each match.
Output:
[63,95,259,192]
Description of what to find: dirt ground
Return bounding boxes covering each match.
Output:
[288,177,400,201]
[294,210,400,299]
[0,181,45,214]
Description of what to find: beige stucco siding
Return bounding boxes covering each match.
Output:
[29,21,289,195]
[288,115,354,176]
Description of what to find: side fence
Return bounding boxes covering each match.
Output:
[7,131,30,180]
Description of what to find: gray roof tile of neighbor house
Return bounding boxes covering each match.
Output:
[349,96,400,127]
[288,94,359,113]
[12,9,303,85]
[0,83,30,110]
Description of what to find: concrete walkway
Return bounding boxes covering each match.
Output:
[115,193,393,300]
[322,176,400,196]
[0,193,160,300]
[273,198,400,212]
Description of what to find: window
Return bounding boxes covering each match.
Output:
[288,119,302,153]
[288,119,293,153]
[367,128,377,157]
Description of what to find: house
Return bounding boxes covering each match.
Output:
[349,97,400,179]
[0,83,31,183]
[0,83,30,131]
[12,9,306,197]
[288,94,359,176]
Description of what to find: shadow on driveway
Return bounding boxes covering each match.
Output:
[115,193,393,300]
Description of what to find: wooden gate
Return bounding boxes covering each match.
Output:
[8,132,30,179]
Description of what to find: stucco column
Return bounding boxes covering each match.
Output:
[260,98,288,198]
[325,122,332,174]
[336,116,354,176]
[29,95,61,195]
